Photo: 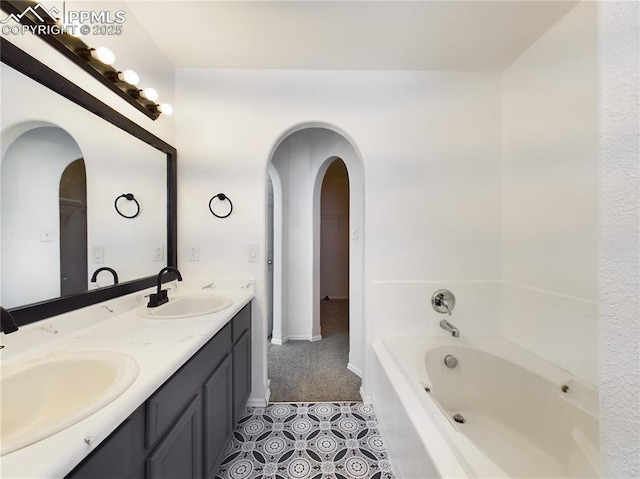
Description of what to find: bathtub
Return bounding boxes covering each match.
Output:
[372,336,599,478]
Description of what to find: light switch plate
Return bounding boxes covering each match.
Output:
[248,244,259,262]
[93,245,104,263]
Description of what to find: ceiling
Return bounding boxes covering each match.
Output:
[124,1,579,71]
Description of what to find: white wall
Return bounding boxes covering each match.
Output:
[321,160,349,299]
[500,1,599,384]
[598,1,640,477]
[271,134,316,341]
[175,68,502,403]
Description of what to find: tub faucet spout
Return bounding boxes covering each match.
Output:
[440,319,460,338]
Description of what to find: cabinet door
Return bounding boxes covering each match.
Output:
[233,329,252,423]
[147,395,202,479]
[203,353,233,478]
[65,405,145,479]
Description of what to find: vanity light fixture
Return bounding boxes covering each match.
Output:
[0,0,170,120]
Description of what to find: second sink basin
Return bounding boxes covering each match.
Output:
[137,294,233,319]
[1,350,139,456]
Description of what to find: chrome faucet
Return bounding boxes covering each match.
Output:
[440,319,460,338]
[147,267,183,308]
[90,267,119,285]
[1,306,19,349]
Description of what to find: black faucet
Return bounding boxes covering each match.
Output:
[90,267,119,285]
[1,307,19,349]
[147,267,183,308]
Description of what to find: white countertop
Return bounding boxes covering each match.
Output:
[0,278,254,479]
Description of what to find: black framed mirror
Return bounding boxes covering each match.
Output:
[1,37,177,326]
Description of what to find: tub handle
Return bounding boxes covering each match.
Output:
[432,290,456,315]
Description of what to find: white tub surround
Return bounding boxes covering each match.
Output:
[373,336,599,479]
[0,279,253,479]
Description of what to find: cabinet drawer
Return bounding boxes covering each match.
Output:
[232,304,251,343]
[146,323,231,449]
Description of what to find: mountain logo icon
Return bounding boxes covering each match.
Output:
[1,3,60,25]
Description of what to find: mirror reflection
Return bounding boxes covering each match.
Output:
[0,62,167,309]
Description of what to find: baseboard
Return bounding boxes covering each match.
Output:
[347,362,363,377]
[247,389,270,408]
[287,335,322,342]
[270,337,286,345]
[359,386,372,404]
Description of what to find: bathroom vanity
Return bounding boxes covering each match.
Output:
[65,303,251,479]
[0,283,253,479]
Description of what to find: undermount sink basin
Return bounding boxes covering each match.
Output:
[0,351,139,456]
[137,294,233,319]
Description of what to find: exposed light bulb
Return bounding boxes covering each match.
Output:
[118,69,139,86]
[90,47,115,65]
[158,103,173,116]
[140,87,158,101]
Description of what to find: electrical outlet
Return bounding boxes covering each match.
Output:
[40,228,54,242]
[189,245,200,261]
[153,245,164,262]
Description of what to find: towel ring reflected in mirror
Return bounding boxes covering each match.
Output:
[114,193,140,219]
[209,193,233,218]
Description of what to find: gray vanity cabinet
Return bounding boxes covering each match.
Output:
[65,303,251,479]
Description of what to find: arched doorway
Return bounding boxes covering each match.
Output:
[266,126,365,401]
[59,158,88,296]
[1,126,85,307]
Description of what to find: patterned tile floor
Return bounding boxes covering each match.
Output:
[215,403,396,479]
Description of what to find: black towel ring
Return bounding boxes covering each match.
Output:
[114,193,140,219]
[209,193,233,218]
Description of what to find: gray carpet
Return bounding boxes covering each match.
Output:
[268,299,362,402]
